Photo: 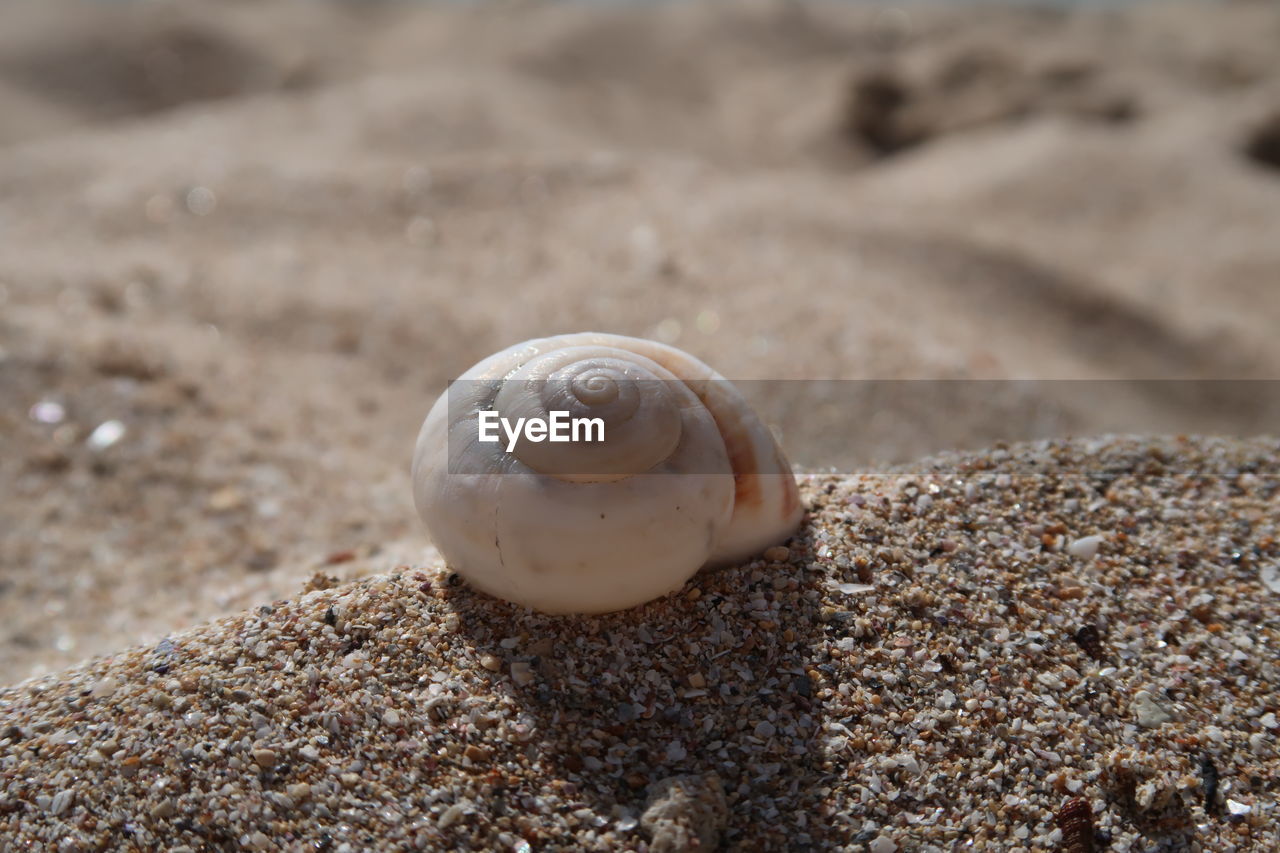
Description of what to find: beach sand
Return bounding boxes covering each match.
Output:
[1,0,1279,849]
[3,436,1279,850]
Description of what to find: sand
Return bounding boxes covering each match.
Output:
[1,0,1279,849]
[3,435,1279,851]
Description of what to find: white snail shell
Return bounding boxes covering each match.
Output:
[411,332,803,614]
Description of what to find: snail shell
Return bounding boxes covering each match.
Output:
[411,332,803,614]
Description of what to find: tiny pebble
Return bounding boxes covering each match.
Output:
[86,420,126,451]
[438,802,467,828]
[1067,535,1104,559]
[763,545,790,563]
[28,401,66,425]
[510,661,535,686]
[89,677,118,699]
[49,790,73,816]
[1131,691,1173,728]
[1260,564,1280,594]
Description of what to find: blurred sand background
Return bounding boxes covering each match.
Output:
[2,0,1280,684]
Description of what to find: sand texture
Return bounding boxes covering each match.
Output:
[3,436,1280,851]
[1,0,1280,849]
[3,0,1280,682]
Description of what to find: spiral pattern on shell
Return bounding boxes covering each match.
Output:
[412,332,803,614]
[492,347,685,480]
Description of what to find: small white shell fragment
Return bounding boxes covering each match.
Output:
[89,676,118,699]
[28,400,66,424]
[48,790,74,816]
[1066,535,1104,559]
[510,661,534,686]
[437,802,467,828]
[1227,799,1252,816]
[86,420,126,451]
[896,754,922,775]
[1131,690,1173,728]
[869,836,897,853]
[830,582,876,596]
[1260,563,1280,594]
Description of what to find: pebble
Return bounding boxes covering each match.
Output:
[1260,563,1280,594]
[48,790,73,816]
[437,802,467,829]
[28,401,66,425]
[1066,534,1104,559]
[89,677,118,699]
[85,420,126,451]
[831,582,876,595]
[509,661,534,686]
[1131,690,1174,727]
[206,488,245,512]
[763,545,790,563]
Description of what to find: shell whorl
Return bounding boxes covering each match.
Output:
[492,346,685,481]
[412,332,803,614]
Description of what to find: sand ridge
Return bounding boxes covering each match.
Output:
[3,0,1280,682]
[2,436,1278,850]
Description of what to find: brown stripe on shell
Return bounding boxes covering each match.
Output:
[709,397,768,509]
[695,385,799,526]
[773,445,802,519]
